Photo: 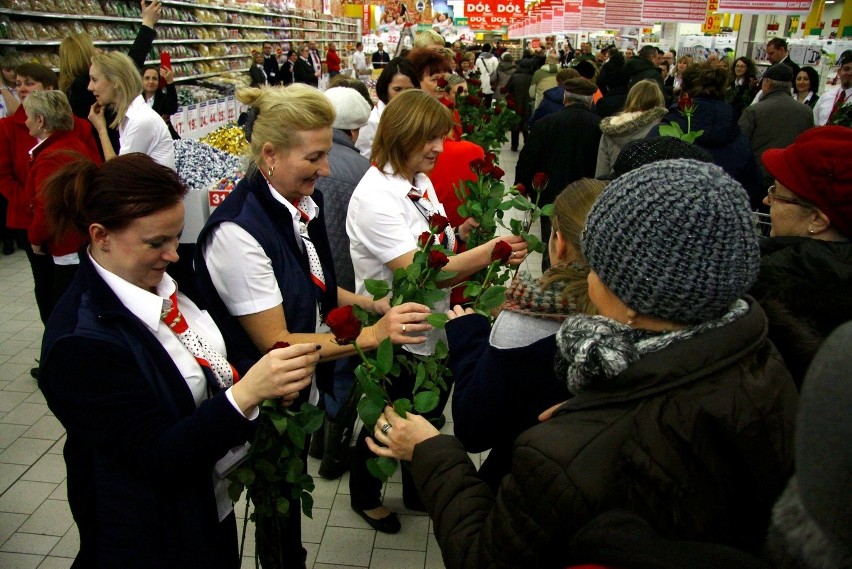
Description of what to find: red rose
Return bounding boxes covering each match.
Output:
[491,240,513,264]
[532,172,549,191]
[484,151,497,165]
[437,76,448,88]
[678,93,694,113]
[467,95,482,106]
[427,250,450,269]
[325,305,362,344]
[468,77,482,87]
[481,163,495,176]
[494,105,502,115]
[428,213,450,232]
[267,341,291,353]
[457,85,465,94]
[514,183,527,197]
[464,123,475,134]
[470,157,485,173]
[491,166,505,180]
[482,113,491,123]
[418,231,432,247]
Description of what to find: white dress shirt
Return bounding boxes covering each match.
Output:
[355,100,384,158]
[120,94,175,169]
[813,85,851,126]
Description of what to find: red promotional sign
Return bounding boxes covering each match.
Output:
[604,0,645,26]
[463,0,524,18]
[362,4,370,36]
[643,0,707,22]
[468,14,511,29]
[564,0,582,31]
[716,0,812,13]
[581,0,606,29]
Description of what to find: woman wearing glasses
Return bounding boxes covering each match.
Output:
[750,126,852,387]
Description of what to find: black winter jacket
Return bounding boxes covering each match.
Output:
[411,299,798,569]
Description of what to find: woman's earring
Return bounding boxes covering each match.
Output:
[626,310,636,327]
[268,164,274,177]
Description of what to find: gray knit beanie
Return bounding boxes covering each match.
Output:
[582,159,760,324]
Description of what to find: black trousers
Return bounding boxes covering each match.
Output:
[348,354,451,510]
[24,245,55,325]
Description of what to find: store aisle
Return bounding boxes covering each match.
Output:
[0,141,537,569]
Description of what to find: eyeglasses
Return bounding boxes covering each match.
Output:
[766,185,812,208]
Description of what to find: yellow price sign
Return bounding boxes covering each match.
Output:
[702,13,722,33]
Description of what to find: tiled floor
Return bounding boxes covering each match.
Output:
[0,143,533,568]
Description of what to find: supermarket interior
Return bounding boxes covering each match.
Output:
[0,0,851,568]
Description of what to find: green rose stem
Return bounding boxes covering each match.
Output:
[351,341,394,407]
[471,260,500,309]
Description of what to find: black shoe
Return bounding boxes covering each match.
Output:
[351,506,401,534]
[510,146,518,152]
[16,237,27,250]
[429,414,446,431]
[30,367,39,379]
[3,239,13,255]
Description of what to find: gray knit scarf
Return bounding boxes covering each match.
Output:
[556,299,749,395]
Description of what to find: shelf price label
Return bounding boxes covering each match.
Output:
[187,104,200,134]
[170,107,187,137]
[225,96,236,123]
[208,188,233,210]
[217,98,227,124]
[207,100,218,127]
[198,102,209,129]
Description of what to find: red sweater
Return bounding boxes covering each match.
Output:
[326,50,341,73]
[429,139,485,229]
[27,130,102,256]
[0,105,97,229]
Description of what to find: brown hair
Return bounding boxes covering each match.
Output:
[372,89,452,176]
[44,153,187,243]
[406,47,452,80]
[682,62,729,100]
[623,79,665,112]
[540,178,607,314]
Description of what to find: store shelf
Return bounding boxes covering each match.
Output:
[145,53,249,65]
[175,68,249,82]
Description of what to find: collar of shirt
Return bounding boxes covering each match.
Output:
[263,178,319,246]
[123,95,148,128]
[28,137,47,159]
[379,166,432,199]
[88,248,176,332]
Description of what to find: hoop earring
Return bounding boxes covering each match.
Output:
[268,164,274,177]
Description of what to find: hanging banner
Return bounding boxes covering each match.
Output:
[643,0,708,23]
[463,0,524,18]
[564,0,582,31]
[604,0,645,27]
[541,1,554,33]
[715,0,812,14]
[581,0,606,30]
[553,2,565,32]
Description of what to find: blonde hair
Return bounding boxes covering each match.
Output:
[372,89,452,176]
[236,83,335,170]
[90,52,143,128]
[59,33,97,93]
[623,79,665,112]
[22,90,74,133]
[413,30,445,50]
[540,178,607,314]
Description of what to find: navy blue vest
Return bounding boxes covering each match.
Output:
[195,170,338,375]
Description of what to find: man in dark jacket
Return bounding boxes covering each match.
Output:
[625,45,664,92]
[516,77,601,269]
[738,63,814,189]
[506,57,535,151]
[261,42,280,85]
[766,37,800,78]
[293,45,317,86]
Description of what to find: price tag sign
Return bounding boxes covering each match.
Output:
[171,107,187,137]
[198,102,209,129]
[217,98,227,124]
[208,188,233,212]
[207,99,219,127]
[186,104,200,134]
[226,96,236,123]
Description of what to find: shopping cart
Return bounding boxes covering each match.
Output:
[752,211,771,238]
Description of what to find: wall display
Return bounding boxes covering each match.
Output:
[580,0,606,30]
[564,0,582,32]
[0,1,357,87]
[604,0,646,28]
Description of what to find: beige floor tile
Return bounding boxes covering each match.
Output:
[21,416,63,441]
[312,564,365,568]
[19,500,74,537]
[301,506,330,544]
[0,512,28,546]
[0,340,30,358]
[36,557,73,569]
[48,528,78,559]
[23,391,46,406]
[368,548,426,569]
[0,404,47,426]
[424,533,445,569]
[1,369,36,391]
[327,494,372,530]
[373,514,429,551]
[0,424,28,450]
[0,480,57,514]
[0,391,28,414]
[381,484,429,517]
[0,438,53,466]
[7,349,41,367]
[0,552,44,569]
[47,480,66,502]
[21,454,66,484]
[0,463,27,495]
[315,526,375,567]
[46,437,65,456]
[1,533,60,556]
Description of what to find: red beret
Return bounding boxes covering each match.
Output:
[762,126,852,238]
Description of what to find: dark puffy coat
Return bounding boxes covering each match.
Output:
[515,104,601,206]
[411,299,797,569]
[750,237,852,388]
[595,85,629,119]
[648,98,763,207]
[528,84,564,128]
[625,56,665,92]
[506,60,534,125]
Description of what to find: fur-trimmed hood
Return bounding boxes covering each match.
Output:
[600,107,668,138]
